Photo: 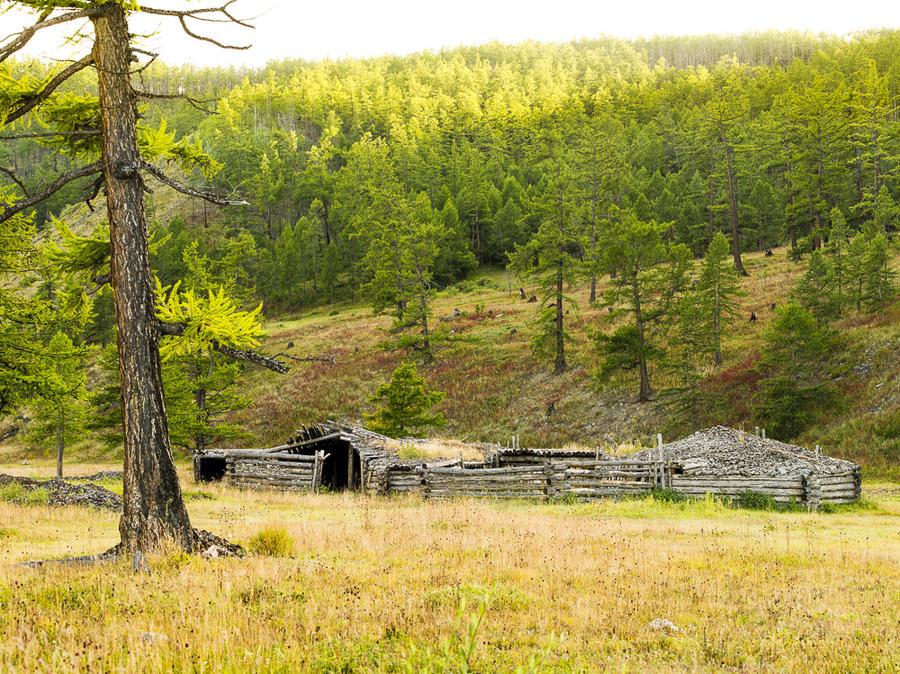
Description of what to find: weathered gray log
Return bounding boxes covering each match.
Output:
[226,450,319,461]
[671,476,803,487]
[674,486,805,496]
[260,432,343,454]
[427,490,545,499]
[426,465,548,475]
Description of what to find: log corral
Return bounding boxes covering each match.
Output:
[193,424,861,509]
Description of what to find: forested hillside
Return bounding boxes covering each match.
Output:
[1,30,898,475]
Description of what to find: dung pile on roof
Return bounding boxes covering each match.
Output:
[635,426,858,477]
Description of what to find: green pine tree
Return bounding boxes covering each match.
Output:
[754,303,838,439]
[597,206,692,402]
[697,231,742,365]
[793,249,840,325]
[862,233,898,313]
[25,331,89,477]
[363,362,446,437]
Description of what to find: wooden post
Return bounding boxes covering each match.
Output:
[761,428,766,439]
[347,444,356,489]
[312,450,322,492]
[657,434,664,489]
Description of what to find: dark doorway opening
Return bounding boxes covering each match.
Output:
[294,438,361,491]
[194,452,227,482]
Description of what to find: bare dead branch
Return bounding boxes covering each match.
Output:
[138,1,252,27]
[0,166,30,197]
[273,352,340,364]
[83,174,105,211]
[156,320,289,374]
[3,54,94,127]
[139,161,248,206]
[0,9,94,64]
[175,15,250,50]
[137,1,253,49]
[135,90,216,114]
[89,273,110,294]
[0,162,101,224]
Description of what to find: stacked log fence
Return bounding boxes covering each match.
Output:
[380,458,666,501]
[423,465,553,500]
[225,449,327,492]
[669,475,805,503]
[379,461,860,508]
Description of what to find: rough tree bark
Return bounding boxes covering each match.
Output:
[92,3,194,553]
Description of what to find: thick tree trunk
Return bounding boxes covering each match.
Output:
[92,4,194,554]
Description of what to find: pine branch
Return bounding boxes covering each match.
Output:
[0,9,94,64]
[156,321,290,374]
[0,162,101,224]
[139,161,248,206]
[3,54,95,127]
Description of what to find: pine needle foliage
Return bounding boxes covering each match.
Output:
[364,362,446,438]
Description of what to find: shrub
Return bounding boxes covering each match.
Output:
[738,490,776,510]
[248,526,294,557]
[23,487,49,505]
[0,482,25,503]
[651,488,686,503]
[0,483,49,505]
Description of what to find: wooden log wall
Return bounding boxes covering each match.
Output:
[670,471,861,508]
[561,468,654,500]
[805,470,861,509]
[381,460,664,501]
[670,475,805,503]
[225,450,325,492]
[422,465,552,500]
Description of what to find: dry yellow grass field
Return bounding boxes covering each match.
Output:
[1,462,898,672]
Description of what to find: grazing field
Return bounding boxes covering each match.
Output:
[1,463,898,672]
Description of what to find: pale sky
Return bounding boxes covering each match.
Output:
[1,0,899,68]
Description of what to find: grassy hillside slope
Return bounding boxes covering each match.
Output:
[238,248,899,479]
[8,184,897,479]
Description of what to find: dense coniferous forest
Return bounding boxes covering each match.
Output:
[1,30,898,468]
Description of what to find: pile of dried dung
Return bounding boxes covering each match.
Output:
[0,473,122,511]
[633,426,858,477]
